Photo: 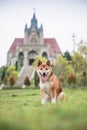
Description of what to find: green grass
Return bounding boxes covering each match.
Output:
[0,87,87,130]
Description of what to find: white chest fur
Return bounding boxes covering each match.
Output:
[39,81,51,95]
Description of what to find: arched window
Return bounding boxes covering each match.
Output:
[18,52,24,66]
[42,52,48,59]
[28,50,37,65]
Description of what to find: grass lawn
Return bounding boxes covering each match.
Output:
[0,87,87,130]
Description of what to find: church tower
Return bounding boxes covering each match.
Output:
[24,12,44,45]
[7,12,61,67]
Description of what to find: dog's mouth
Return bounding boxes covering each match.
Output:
[40,72,48,81]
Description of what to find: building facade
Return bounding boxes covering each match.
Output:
[7,13,62,66]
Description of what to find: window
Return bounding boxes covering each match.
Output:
[31,38,37,42]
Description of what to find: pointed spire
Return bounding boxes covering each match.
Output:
[40,24,43,31]
[33,12,36,19]
[24,23,27,31]
[33,8,36,13]
[33,8,36,19]
[31,12,37,28]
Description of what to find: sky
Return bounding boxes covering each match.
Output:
[0,0,87,67]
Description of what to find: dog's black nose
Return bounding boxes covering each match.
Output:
[43,73,46,77]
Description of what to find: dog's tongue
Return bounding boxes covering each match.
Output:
[42,76,47,81]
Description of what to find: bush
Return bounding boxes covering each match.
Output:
[10,71,18,78]
[24,76,31,86]
[59,74,64,83]
[6,66,16,74]
[4,75,8,85]
[32,55,47,66]
[67,73,76,87]
[80,71,87,86]
[1,66,7,81]
[0,79,2,85]
[53,56,74,78]
[9,76,16,86]
[34,71,39,87]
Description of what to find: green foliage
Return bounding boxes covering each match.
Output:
[0,79,2,85]
[32,55,47,66]
[56,55,68,66]
[59,74,64,83]
[0,65,19,86]
[15,61,18,71]
[54,56,74,77]
[3,75,8,85]
[72,52,87,72]
[34,71,39,87]
[6,66,18,85]
[0,66,6,84]
[64,65,74,76]
[6,66,16,75]
[10,71,18,78]
[24,76,31,86]
[54,56,68,76]
[80,71,87,86]
[63,51,72,61]
[67,73,76,85]
[53,53,87,88]
[77,40,87,59]
[1,66,7,81]
[16,65,23,73]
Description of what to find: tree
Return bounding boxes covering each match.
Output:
[72,52,87,72]
[6,66,18,78]
[67,73,76,87]
[81,71,87,86]
[34,71,39,87]
[9,76,16,86]
[15,61,18,71]
[4,75,8,85]
[54,56,74,77]
[1,66,7,81]
[77,40,87,60]
[24,76,31,86]
[32,55,47,66]
[63,51,72,61]
[6,66,16,75]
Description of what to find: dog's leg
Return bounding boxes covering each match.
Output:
[57,92,66,102]
[40,88,46,105]
[46,94,51,102]
[51,89,57,104]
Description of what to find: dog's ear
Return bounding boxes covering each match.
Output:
[46,60,50,66]
[37,60,42,66]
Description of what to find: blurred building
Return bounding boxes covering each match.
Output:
[7,13,62,66]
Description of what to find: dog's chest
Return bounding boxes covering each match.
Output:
[40,81,51,94]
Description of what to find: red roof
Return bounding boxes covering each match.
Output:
[8,38,61,57]
[8,38,24,57]
[44,38,62,57]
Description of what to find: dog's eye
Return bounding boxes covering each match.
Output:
[40,68,43,70]
[46,68,48,70]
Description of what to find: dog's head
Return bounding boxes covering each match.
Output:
[36,60,52,81]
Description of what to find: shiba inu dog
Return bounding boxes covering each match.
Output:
[36,60,66,105]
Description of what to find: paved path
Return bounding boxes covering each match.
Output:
[16,65,35,87]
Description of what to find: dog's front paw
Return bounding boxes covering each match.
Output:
[51,98,56,104]
[41,98,46,105]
